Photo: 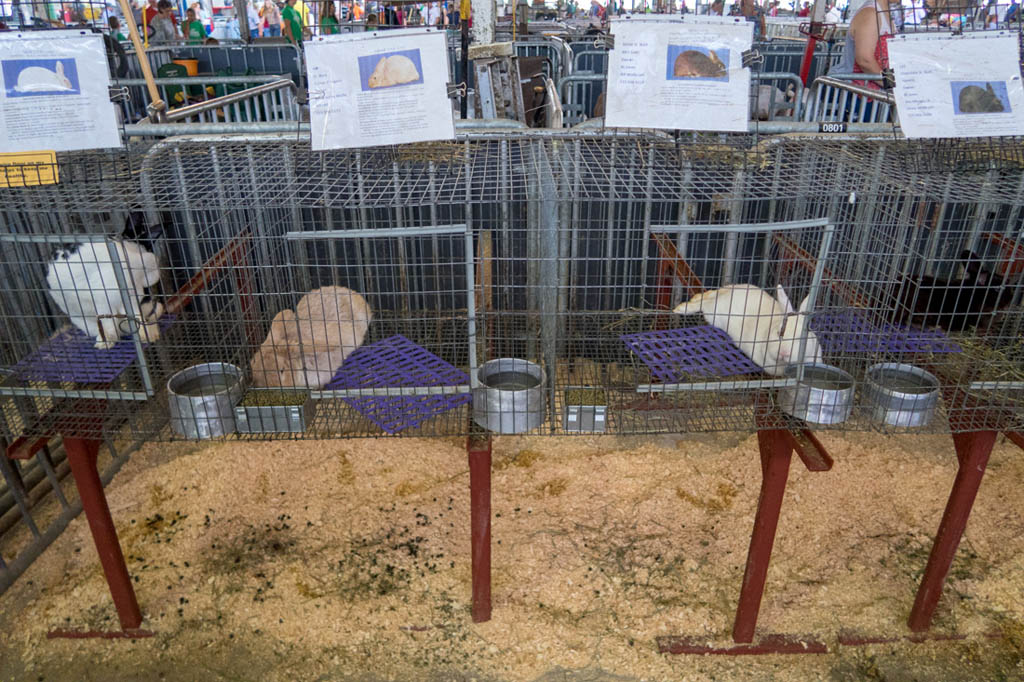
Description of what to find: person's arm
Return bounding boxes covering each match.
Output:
[852,7,882,73]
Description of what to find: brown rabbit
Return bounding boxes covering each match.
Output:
[673,49,726,78]
[250,286,373,389]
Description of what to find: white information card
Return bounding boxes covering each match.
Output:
[305,28,455,150]
[888,32,1024,139]
[605,16,753,132]
[0,31,122,153]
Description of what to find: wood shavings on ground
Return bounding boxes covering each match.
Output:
[1,431,1023,681]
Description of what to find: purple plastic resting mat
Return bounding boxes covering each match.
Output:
[622,309,960,383]
[809,310,962,354]
[9,317,176,384]
[325,335,471,435]
[621,326,761,383]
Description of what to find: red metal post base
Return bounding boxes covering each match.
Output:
[63,437,142,631]
[908,430,998,632]
[659,633,828,655]
[732,429,794,643]
[467,432,492,623]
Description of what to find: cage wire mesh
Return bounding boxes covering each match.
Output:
[0,132,1022,443]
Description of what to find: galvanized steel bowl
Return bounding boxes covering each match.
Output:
[864,363,940,428]
[167,362,244,439]
[472,358,546,434]
[778,362,855,425]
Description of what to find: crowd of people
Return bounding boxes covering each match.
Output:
[3,0,1016,45]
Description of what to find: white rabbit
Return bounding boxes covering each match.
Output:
[367,55,420,88]
[15,62,73,93]
[46,240,164,349]
[673,284,822,376]
[250,286,372,389]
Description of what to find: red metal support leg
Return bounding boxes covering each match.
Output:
[908,430,998,633]
[63,437,142,631]
[467,433,492,623]
[732,429,793,643]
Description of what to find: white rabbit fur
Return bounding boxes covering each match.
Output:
[15,62,72,92]
[250,286,372,389]
[46,240,164,349]
[674,284,822,376]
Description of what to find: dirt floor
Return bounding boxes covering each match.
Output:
[1,431,1023,682]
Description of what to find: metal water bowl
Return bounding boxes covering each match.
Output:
[778,363,855,425]
[167,362,244,439]
[864,363,940,428]
[472,358,546,434]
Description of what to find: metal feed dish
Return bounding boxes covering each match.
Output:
[864,363,940,428]
[473,358,546,434]
[778,363,855,425]
[168,362,244,439]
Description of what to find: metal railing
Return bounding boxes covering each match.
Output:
[753,72,806,121]
[116,75,301,124]
[558,72,605,126]
[123,43,304,83]
[143,78,302,124]
[572,49,609,75]
[515,36,573,80]
[803,74,895,124]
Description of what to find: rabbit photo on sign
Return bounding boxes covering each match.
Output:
[12,60,74,93]
[250,286,373,389]
[674,284,822,376]
[957,83,1005,114]
[46,238,164,349]
[368,54,420,88]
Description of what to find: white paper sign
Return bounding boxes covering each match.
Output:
[888,32,1024,139]
[0,31,122,153]
[306,28,455,150]
[605,16,753,132]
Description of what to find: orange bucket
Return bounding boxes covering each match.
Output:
[172,58,200,76]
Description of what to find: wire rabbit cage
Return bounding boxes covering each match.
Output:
[1,132,1022,445]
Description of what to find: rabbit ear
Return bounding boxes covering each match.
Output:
[776,284,795,314]
[797,294,813,314]
[56,61,64,77]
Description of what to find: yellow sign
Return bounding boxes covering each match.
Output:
[0,151,59,188]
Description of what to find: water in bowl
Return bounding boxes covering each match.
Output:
[485,371,541,391]
[173,373,238,397]
[874,369,936,395]
[799,366,852,391]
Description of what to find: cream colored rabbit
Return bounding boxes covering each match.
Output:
[15,61,73,93]
[250,286,372,389]
[674,284,822,376]
[367,55,420,88]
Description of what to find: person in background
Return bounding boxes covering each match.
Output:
[846,0,895,88]
[320,0,340,32]
[150,0,178,41]
[797,0,809,15]
[184,6,206,42]
[143,0,159,26]
[740,0,765,38]
[282,0,304,42]
[426,0,441,24]
[260,0,282,35]
[108,14,127,39]
[246,0,262,37]
[295,0,311,26]
[365,10,379,27]
[351,0,363,18]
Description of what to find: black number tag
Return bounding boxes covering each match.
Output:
[818,122,848,133]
